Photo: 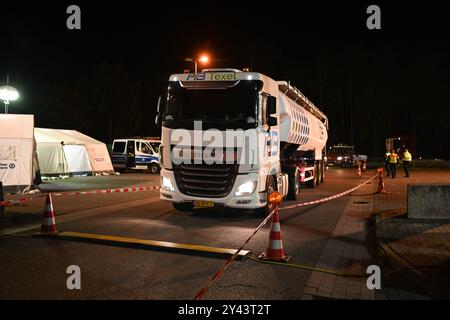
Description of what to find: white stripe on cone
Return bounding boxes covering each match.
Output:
[269,239,283,250]
[271,223,281,232]
[43,217,55,226]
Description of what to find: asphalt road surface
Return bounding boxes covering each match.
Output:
[1,168,378,299]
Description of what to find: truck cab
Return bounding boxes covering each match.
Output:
[327,145,356,167]
[111,138,160,173]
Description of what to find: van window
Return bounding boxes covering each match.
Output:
[143,143,152,154]
[138,142,152,154]
[150,142,160,153]
[113,141,126,153]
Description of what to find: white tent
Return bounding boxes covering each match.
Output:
[34,128,114,177]
[0,114,35,192]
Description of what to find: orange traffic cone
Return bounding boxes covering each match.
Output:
[376,168,388,194]
[40,193,58,234]
[259,207,290,263]
[358,160,362,177]
[363,160,367,172]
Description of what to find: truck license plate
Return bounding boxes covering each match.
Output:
[193,200,214,208]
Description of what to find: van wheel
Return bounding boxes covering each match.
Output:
[173,202,194,212]
[148,163,160,174]
[255,175,277,217]
[287,168,301,201]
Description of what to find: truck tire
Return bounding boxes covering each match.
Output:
[287,168,301,201]
[320,161,325,183]
[255,175,277,217]
[148,163,160,174]
[172,202,194,212]
[315,163,321,186]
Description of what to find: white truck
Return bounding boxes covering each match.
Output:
[156,68,328,215]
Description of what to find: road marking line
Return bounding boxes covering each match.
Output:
[35,231,250,260]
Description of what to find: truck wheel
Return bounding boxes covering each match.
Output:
[256,175,277,217]
[172,202,194,212]
[148,163,160,174]
[320,162,325,183]
[305,167,316,188]
[315,163,321,186]
[287,168,301,201]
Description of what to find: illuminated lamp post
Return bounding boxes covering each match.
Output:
[185,54,210,73]
[0,76,19,114]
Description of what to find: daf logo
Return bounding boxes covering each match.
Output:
[9,163,16,169]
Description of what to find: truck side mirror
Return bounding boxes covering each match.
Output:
[267,96,276,114]
[156,96,162,113]
[155,114,162,128]
[268,116,278,126]
[155,96,163,128]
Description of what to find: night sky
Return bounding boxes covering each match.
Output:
[2,1,450,158]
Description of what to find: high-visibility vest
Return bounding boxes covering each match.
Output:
[403,151,412,162]
[389,153,398,163]
[385,152,390,161]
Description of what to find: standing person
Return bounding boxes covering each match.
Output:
[402,148,412,177]
[384,149,391,177]
[388,149,398,178]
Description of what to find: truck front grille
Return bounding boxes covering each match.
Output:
[173,163,239,198]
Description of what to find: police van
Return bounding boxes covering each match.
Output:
[111,138,160,173]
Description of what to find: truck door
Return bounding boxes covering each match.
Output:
[126,140,136,168]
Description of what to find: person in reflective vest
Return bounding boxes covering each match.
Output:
[402,148,412,178]
[388,149,398,178]
[384,150,391,177]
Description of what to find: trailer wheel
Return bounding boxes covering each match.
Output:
[256,175,277,217]
[148,163,160,174]
[173,202,194,212]
[287,168,301,201]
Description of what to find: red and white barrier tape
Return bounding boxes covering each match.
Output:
[0,185,160,206]
[193,173,379,299]
[194,209,275,300]
[52,185,160,197]
[279,174,378,211]
[0,197,36,207]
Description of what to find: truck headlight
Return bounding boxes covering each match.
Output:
[235,181,257,196]
[161,176,174,191]
[337,156,343,161]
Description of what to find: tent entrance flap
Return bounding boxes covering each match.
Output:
[63,145,93,176]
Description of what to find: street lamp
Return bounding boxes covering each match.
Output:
[185,54,210,73]
[0,85,19,114]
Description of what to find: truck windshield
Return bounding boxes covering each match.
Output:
[163,80,262,130]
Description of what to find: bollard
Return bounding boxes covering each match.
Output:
[0,181,4,215]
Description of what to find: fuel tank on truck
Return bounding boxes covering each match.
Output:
[278,90,328,157]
